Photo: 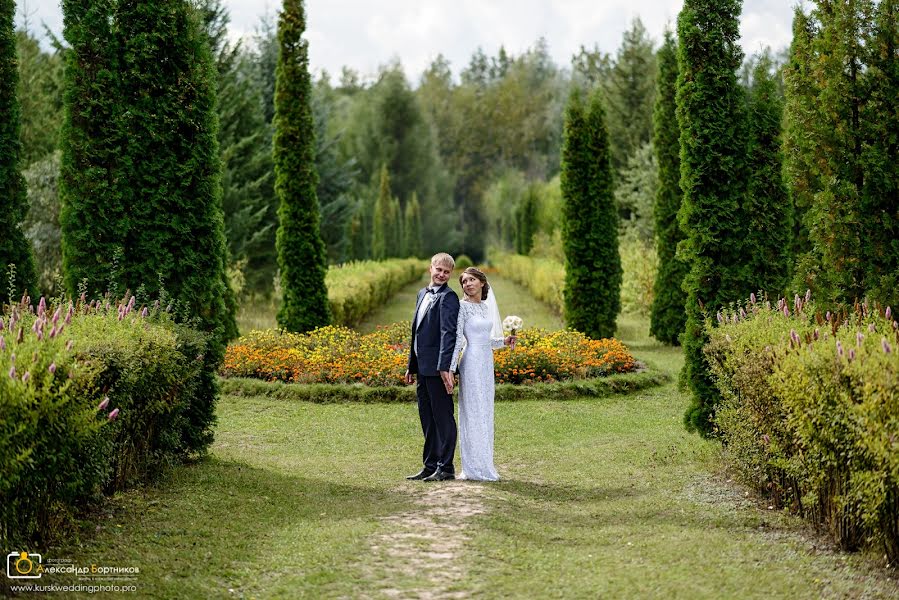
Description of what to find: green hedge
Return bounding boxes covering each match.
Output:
[492,253,564,315]
[220,366,668,403]
[707,295,899,563]
[325,258,426,327]
[0,298,211,545]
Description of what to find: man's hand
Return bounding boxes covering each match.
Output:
[404,370,414,385]
[440,370,454,394]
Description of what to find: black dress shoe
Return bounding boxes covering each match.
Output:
[422,468,455,482]
[406,469,435,480]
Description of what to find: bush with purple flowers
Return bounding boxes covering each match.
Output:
[705,293,899,563]
[0,294,209,546]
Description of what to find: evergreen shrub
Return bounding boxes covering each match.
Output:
[708,295,899,562]
[492,253,564,315]
[325,258,426,327]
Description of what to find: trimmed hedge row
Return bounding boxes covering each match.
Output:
[491,253,564,315]
[0,297,213,545]
[326,258,427,327]
[707,294,899,563]
[220,366,668,403]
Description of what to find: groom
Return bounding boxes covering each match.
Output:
[404,252,460,482]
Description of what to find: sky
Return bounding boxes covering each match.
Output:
[17,0,796,82]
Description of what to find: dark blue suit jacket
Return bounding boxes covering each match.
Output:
[407,283,460,376]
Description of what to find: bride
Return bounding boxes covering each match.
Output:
[448,267,515,481]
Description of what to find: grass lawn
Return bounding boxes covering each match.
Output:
[28,280,897,599]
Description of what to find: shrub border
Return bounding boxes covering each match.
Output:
[219,363,669,403]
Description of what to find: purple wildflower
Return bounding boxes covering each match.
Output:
[0,317,4,331]
[740,308,747,320]
[52,307,61,324]
[883,339,892,354]
[79,292,87,306]
[16,327,23,344]
[750,293,757,305]
[783,304,790,318]
[21,371,30,383]
[813,329,819,341]
[885,306,892,321]
[38,297,46,316]
[140,306,148,318]
[790,329,800,345]
[837,340,844,357]
[0,336,4,351]
[762,434,770,444]
[108,408,120,421]
[8,366,15,379]
[98,397,109,411]
[805,289,811,303]
[826,311,832,322]
[849,349,856,361]
[857,332,864,346]
[717,311,724,324]
[48,363,57,375]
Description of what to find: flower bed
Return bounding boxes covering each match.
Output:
[706,294,899,563]
[221,324,637,386]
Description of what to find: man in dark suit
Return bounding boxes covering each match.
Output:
[404,253,460,482]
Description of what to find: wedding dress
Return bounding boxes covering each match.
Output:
[449,298,504,481]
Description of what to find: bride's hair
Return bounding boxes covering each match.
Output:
[459,267,490,301]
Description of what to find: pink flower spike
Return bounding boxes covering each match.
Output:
[48,363,57,374]
[883,339,892,354]
[0,317,4,331]
[750,293,757,305]
[849,349,856,361]
[79,292,87,305]
[52,307,61,324]
[826,311,832,322]
[886,306,892,320]
[98,397,109,411]
[8,366,15,379]
[783,305,790,318]
[22,371,30,383]
[717,311,723,324]
[857,332,864,346]
[38,297,46,316]
[49,326,57,339]
[868,323,876,333]
[140,307,148,318]
[0,336,4,351]
[805,289,811,303]
[108,408,120,421]
[836,341,844,357]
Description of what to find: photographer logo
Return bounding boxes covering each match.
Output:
[6,551,43,579]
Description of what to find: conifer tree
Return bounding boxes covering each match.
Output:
[560,89,621,339]
[404,192,423,258]
[274,0,330,332]
[59,0,123,299]
[515,187,538,255]
[649,30,687,346]
[744,52,792,297]
[371,165,391,260]
[677,0,752,436]
[0,0,38,303]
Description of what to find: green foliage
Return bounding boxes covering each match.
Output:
[324,258,425,327]
[515,185,538,255]
[371,165,391,260]
[273,0,331,333]
[493,252,564,315]
[786,1,899,309]
[676,0,752,436]
[560,89,621,339]
[614,141,657,242]
[0,299,210,545]
[708,296,899,563]
[402,192,423,258]
[22,152,62,296]
[650,30,687,346]
[619,231,658,317]
[15,29,64,166]
[0,0,38,304]
[744,50,793,298]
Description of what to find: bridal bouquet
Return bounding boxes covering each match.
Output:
[503,315,523,350]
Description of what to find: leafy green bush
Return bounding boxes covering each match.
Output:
[707,295,899,562]
[325,258,426,327]
[619,232,658,317]
[0,296,210,545]
[454,254,473,270]
[492,252,564,315]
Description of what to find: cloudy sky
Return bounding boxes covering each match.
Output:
[18,1,796,82]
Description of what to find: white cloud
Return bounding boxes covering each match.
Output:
[20,0,796,80]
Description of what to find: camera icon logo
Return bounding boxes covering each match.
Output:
[6,551,43,579]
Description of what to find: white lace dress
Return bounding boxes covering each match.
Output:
[450,300,505,481]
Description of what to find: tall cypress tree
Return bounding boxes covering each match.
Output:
[0,0,38,303]
[113,0,236,343]
[515,186,538,256]
[274,0,330,332]
[677,0,751,436]
[389,196,403,258]
[371,165,391,260]
[649,30,687,346]
[560,89,621,339]
[404,192,423,258]
[59,0,123,298]
[744,51,792,297]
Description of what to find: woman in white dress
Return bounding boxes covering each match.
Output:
[448,267,515,481]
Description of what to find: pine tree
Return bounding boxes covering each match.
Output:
[781,8,819,263]
[371,165,391,260]
[59,0,123,298]
[403,192,423,258]
[515,186,538,255]
[390,196,403,258]
[744,51,792,298]
[677,0,752,436]
[0,0,38,303]
[274,0,330,332]
[560,89,621,339]
[113,0,236,344]
[649,30,687,346]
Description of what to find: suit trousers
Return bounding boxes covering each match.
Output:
[416,374,456,473]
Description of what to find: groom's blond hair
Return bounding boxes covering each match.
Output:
[431,252,455,269]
